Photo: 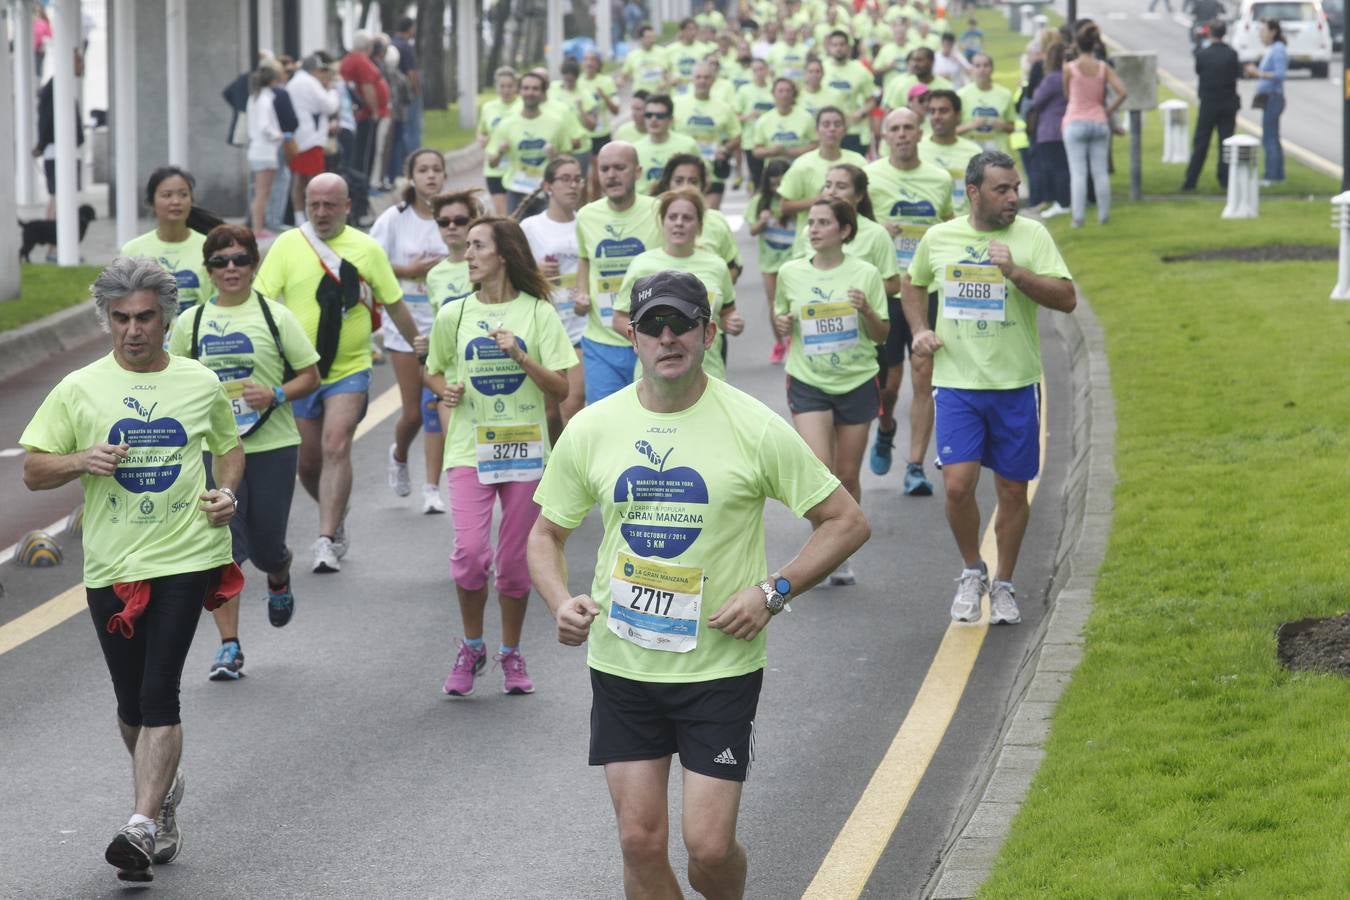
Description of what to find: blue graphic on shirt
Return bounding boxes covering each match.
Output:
[108,396,188,493]
[972,105,1000,133]
[614,442,709,559]
[890,198,938,220]
[465,332,529,395]
[198,321,257,382]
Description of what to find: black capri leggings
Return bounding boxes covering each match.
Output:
[207,445,298,574]
[87,570,211,728]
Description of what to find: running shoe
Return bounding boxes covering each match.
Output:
[333,518,349,559]
[208,642,244,680]
[989,581,1022,625]
[152,769,185,865]
[105,821,155,881]
[312,536,340,574]
[768,338,787,365]
[268,583,295,627]
[903,462,934,496]
[496,649,535,695]
[870,425,896,476]
[442,641,487,696]
[422,484,445,514]
[388,443,412,497]
[828,560,857,586]
[950,563,989,623]
[1040,202,1069,219]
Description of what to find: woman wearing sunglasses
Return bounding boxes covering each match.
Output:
[518,156,588,433]
[425,218,577,698]
[612,189,743,382]
[774,199,888,587]
[167,224,321,680]
[370,148,450,514]
[424,189,484,433]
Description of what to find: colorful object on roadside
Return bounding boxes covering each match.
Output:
[17,530,63,568]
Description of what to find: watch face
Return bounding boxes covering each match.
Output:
[774,577,791,596]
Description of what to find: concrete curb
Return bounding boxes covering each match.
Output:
[0,300,104,386]
[0,143,486,388]
[925,288,1118,899]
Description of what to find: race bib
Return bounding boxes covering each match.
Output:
[697,141,717,162]
[893,224,929,270]
[942,264,1007,321]
[607,551,704,653]
[510,169,542,194]
[799,301,860,355]
[223,380,261,436]
[475,423,544,484]
[399,278,430,304]
[596,275,622,328]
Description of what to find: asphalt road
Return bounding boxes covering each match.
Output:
[0,189,1073,899]
[1088,0,1344,169]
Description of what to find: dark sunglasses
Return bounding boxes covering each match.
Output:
[643,111,671,120]
[436,215,472,228]
[205,253,253,270]
[634,312,704,337]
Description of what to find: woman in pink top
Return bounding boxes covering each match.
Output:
[1061,23,1127,228]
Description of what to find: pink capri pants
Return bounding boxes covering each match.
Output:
[447,467,542,597]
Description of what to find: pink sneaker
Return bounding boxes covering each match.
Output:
[442,641,487,696]
[496,649,535,695]
[769,339,787,365]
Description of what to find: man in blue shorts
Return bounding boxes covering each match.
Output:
[903,151,1076,626]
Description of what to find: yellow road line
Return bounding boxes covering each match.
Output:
[0,385,403,657]
[803,382,1049,899]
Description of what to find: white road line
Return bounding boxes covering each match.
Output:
[0,448,25,458]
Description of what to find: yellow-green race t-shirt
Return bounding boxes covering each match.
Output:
[576,195,663,346]
[907,215,1072,390]
[775,254,889,394]
[254,226,402,384]
[121,230,210,315]
[623,47,670,94]
[634,132,703,192]
[752,107,817,155]
[615,247,736,381]
[478,96,522,179]
[19,353,238,588]
[532,377,840,683]
[789,214,900,285]
[426,258,474,312]
[425,292,578,471]
[489,109,575,194]
[865,158,955,269]
[918,135,984,215]
[167,295,320,454]
[957,82,1017,153]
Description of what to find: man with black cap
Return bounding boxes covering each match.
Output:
[527,271,871,897]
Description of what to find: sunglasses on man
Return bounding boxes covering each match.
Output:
[634,312,705,338]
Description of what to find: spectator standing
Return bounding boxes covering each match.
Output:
[1244,19,1286,186]
[371,40,400,194]
[1030,42,1071,217]
[1062,23,1127,228]
[33,49,84,221]
[934,33,973,89]
[246,60,286,238]
[1182,20,1241,191]
[339,30,386,223]
[32,3,52,75]
[287,53,341,225]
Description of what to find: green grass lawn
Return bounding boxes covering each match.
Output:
[422,101,485,153]
[0,265,101,332]
[978,199,1350,895]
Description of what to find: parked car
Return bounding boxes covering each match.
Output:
[1230,0,1334,77]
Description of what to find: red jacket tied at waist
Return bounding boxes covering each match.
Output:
[106,562,245,639]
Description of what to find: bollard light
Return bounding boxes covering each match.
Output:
[1020,4,1036,36]
[1159,99,1190,164]
[1221,135,1261,219]
[1329,192,1350,300]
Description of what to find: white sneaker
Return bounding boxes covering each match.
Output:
[422,484,445,514]
[332,519,349,559]
[828,560,857,586]
[950,564,988,622]
[1040,202,1069,219]
[312,536,340,573]
[388,443,411,497]
[989,581,1022,625]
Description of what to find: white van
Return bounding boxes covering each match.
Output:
[1230,0,1334,76]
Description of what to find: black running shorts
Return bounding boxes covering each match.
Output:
[787,374,881,426]
[589,668,763,782]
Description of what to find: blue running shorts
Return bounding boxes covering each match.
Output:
[934,384,1041,481]
[291,369,372,420]
[581,338,638,404]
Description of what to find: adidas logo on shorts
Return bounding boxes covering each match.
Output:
[713,748,737,766]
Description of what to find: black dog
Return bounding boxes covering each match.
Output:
[19,203,97,262]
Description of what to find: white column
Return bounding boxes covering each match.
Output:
[0,2,18,298]
[1330,192,1350,300]
[1159,99,1189,165]
[456,0,478,131]
[300,0,326,57]
[113,0,138,248]
[546,0,563,78]
[257,0,275,55]
[1221,134,1261,219]
[52,0,79,265]
[12,0,38,206]
[165,0,188,166]
[341,0,356,52]
[651,0,663,31]
[597,0,613,59]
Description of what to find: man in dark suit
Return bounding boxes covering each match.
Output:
[1182,20,1242,190]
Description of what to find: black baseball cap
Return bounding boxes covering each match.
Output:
[629,271,711,323]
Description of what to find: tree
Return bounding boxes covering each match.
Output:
[417,0,448,109]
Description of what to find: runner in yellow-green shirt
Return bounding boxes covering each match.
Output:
[488,72,575,214]
[621,26,671,95]
[777,107,867,226]
[633,94,703,192]
[902,150,1076,628]
[956,54,1018,153]
[865,108,956,498]
[882,47,955,110]
[647,153,744,281]
[20,255,243,882]
[478,67,523,216]
[527,262,866,900]
[918,89,985,216]
[672,63,742,208]
[821,31,878,156]
[122,167,212,316]
[751,79,818,174]
[748,158,797,364]
[773,197,889,586]
[665,18,714,85]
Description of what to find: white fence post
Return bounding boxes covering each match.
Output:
[1220,134,1260,219]
[1159,99,1189,164]
[1019,4,1035,36]
[1330,192,1350,300]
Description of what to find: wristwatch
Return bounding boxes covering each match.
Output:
[218,487,239,508]
[272,386,286,408]
[758,576,792,616]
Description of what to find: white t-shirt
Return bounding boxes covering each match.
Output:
[520,211,586,345]
[246,88,283,166]
[934,52,969,89]
[369,202,448,351]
